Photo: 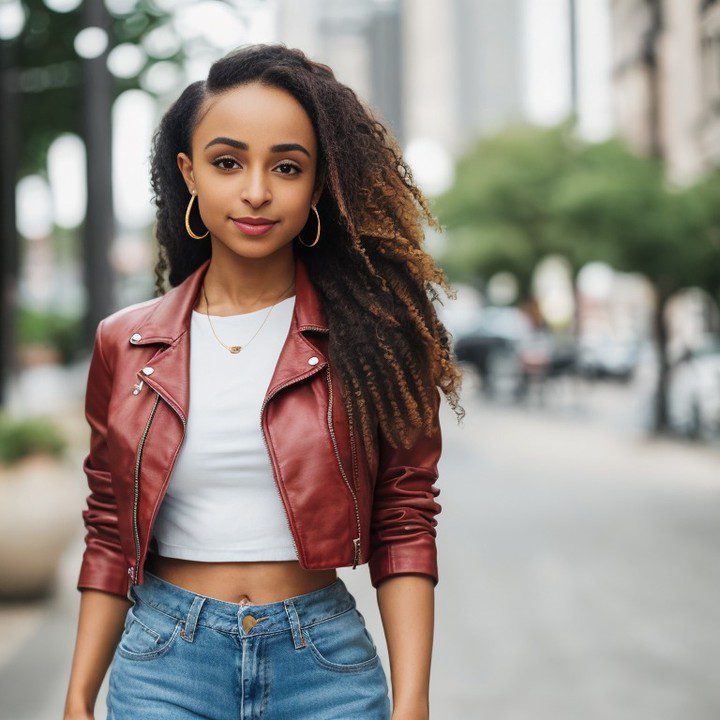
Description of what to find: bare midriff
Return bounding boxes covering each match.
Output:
[144,550,338,605]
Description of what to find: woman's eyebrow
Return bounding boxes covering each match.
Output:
[204,137,311,158]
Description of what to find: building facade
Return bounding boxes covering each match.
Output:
[610,0,720,184]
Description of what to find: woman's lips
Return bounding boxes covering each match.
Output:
[231,219,277,236]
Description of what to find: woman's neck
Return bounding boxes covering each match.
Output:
[196,243,296,315]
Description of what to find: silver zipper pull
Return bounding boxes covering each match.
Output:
[352,537,361,568]
[126,566,135,598]
[132,380,145,395]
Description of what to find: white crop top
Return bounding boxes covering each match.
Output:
[151,294,298,562]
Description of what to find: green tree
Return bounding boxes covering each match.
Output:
[434,119,582,299]
[553,137,720,432]
[434,121,720,434]
[16,0,185,178]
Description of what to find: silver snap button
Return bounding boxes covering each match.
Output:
[308,356,319,365]
[130,333,142,343]
[142,366,154,375]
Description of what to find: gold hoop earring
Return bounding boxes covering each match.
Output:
[185,191,209,239]
[296,204,320,247]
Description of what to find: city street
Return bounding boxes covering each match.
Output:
[3,1,719,718]
[0,372,718,719]
[431,373,720,719]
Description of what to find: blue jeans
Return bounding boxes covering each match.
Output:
[106,570,391,719]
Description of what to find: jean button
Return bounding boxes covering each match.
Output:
[242,615,257,633]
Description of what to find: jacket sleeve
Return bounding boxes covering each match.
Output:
[367,386,443,589]
[76,319,128,598]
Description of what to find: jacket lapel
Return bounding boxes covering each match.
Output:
[128,249,330,424]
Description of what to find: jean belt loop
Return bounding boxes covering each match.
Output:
[181,595,206,643]
[283,598,307,649]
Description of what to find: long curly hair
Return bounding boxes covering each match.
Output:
[149,43,464,453]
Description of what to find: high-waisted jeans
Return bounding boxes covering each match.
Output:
[105,570,391,719]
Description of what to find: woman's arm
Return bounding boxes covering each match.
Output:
[377,574,434,719]
[64,319,131,718]
[368,386,443,718]
[75,319,131,597]
[63,590,131,718]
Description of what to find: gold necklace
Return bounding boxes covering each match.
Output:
[200,279,295,354]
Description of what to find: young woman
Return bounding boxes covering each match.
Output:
[63,44,463,720]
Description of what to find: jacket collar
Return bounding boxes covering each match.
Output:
[129,248,329,423]
[132,247,328,345]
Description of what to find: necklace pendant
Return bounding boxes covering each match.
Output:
[228,345,242,354]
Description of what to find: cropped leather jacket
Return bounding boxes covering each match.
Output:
[76,251,443,600]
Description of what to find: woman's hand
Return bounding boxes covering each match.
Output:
[63,707,94,720]
[392,701,430,720]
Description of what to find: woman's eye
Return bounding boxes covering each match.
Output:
[275,162,301,175]
[211,158,300,175]
[213,157,239,171]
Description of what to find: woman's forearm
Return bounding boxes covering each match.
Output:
[376,574,435,716]
[64,589,131,716]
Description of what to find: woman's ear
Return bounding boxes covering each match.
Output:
[176,152,195,194]
[311,164,327,206]
[312,177,325,206]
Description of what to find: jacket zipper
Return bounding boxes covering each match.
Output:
[325,365,362,568]
[127,391,161,596]
[346,396,360,492]
[127,374,189,595]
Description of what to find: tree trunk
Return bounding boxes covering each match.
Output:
[81,0,115,346]
[652,278,673,434]
[0,41,20,406]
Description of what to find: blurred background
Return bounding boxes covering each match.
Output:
[1,0,719,718]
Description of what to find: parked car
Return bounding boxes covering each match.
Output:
[453,307,577,400]
[453,307,533,397]
[667,338,720,441]
[577,333,640,382]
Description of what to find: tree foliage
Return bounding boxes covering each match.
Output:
[434,120,720,305]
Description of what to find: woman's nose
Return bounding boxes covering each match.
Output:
[240,167,271,205]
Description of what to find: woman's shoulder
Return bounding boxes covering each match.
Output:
[95,296,162,357]
[101,296,161,332]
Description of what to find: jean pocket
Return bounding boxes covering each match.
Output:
[304,607,380,673]
[116,601,183,661]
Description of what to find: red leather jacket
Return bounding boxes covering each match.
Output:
[76,252,442,600]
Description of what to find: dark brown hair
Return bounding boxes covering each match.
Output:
[149,43,464,452]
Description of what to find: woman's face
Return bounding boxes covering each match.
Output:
[177,82,323,259]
